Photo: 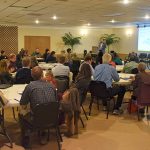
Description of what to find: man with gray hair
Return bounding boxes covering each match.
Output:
[19,66,57,148]
[94,53,126,115]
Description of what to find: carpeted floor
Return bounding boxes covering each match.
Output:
[1,92,150,150]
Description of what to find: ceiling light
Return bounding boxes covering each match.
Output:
[123,0,129,4]
[87,23,91,26]
[145,14,150,19]
[52,15,57,20]
[35,19,39,24]
[111,19,115,23]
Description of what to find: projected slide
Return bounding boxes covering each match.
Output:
[138,27,150,52]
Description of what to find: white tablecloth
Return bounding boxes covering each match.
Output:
[38,62,57,70]
[115,73,135,85]
[0,84,27,107]
[116,65,124,72]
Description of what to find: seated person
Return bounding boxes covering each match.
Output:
[94,53,126,115]
[15,57,33,84]
[123,55,138,74]
[0,59,14,84]
[19,66,57,148]
[80,55,94,75]
[74,63,92,104]
[43,48,50,62]
[0,50,7,60]
[127,52,139,63]
[31,48,42,58]
[131,62,150,115]
[7,53,17,73]
[16,49,28,69]
[46,51,57,63]
[52,55,70,77]
[70,53,81,81]
[44,70,57,88]
[30,56,38,69]
[113,52,123,65]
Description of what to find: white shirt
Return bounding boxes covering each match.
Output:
[52,63,70,77]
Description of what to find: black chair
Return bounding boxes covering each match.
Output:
[26,102,62,149]
[139,53,147,62]
[89,81,115,119]
[0,96,13,148]
[55,76,69,94]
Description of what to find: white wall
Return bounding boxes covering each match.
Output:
[112,27,138,54]
[18,26,140,54]
[18,26,113,54]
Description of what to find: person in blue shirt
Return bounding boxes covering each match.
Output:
[93,53,126,115]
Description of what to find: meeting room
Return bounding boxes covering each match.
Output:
[0,0,150,150]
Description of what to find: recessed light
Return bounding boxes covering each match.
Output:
[52,15,57,20]
[145,14,150,19]
[35,19,39,24]
[87,23,91,26]
[123,0,129,4]
[111,19,115,23]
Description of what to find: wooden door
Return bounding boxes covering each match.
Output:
[24,36,50,55]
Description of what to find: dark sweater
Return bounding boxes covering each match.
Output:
[46,55,57,63]
[15,68,33,84]
[0,72,14,84]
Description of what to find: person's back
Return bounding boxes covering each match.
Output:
[15,57,33,84]
[93,53,125,115]
[15,68,32,84]
[19,66,57,148]
[123,61,138,73]
[21,80,56,109]
[52,55,70,77]
[46,51,57,63]
[20,66,56,110]
[94,64,119,88]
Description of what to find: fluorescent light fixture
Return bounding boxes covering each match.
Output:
[145,14,150,19]
[52,15,57,20]
[123,0,129,4]
[35,19,39,24]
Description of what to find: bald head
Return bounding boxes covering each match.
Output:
[31,66,43,80]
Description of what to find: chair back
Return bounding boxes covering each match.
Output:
[139,53,147,59]
[147,53,150,59]
[55,76,69,93]
[89,81,109,99]
[137,82,150,106]
[32,101,59,128]
[131,68,138,74]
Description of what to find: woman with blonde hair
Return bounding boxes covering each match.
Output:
[0,59,13,84]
